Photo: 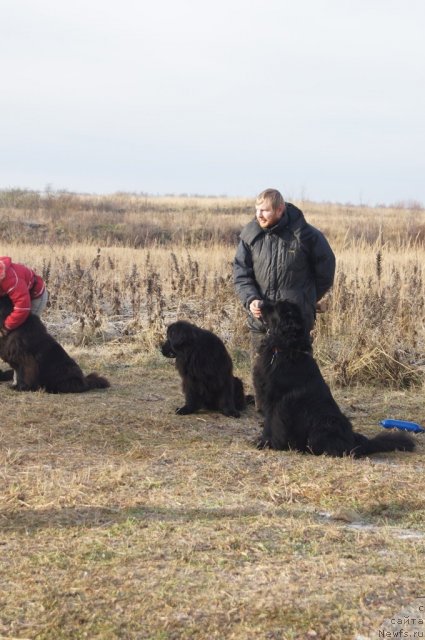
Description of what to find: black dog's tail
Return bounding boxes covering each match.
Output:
[85,373,110,390]
[352,431,415,457]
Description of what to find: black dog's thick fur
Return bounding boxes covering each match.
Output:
[161,320,249,417]
[0,297,110,393]
[254,300,415,457]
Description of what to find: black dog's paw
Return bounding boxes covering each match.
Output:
[175,405,193,415]
[9,383,26,392]
[0,369,14,382]
[9,380,38,392]
[222,408,240,418]
[245,394,256,406]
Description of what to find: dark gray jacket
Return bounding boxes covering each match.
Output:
[233,203,336,333]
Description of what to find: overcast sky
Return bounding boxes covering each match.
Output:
[1,0,424,204]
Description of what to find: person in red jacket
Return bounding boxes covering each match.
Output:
[0,257,48,382]
[0,257,48,332]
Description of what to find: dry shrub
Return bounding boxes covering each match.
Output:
[2,191,425,387]
[315,254,425,387]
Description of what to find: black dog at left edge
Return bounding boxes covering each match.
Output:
[253,299,415,457]
[0,296,110,393]
[161,320,251,417]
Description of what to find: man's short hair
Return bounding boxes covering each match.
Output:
[255,188,285,211]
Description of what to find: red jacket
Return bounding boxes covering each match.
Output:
[0,257,46,330]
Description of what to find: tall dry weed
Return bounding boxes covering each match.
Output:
[1,190,425,386]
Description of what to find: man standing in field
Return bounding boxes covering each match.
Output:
[233,188,336,404]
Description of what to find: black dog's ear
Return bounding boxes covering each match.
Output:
[259,301,273,320]
[168,332,188,350]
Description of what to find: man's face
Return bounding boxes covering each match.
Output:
[255,199,285,228]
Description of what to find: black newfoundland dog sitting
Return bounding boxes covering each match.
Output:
[0,297,110,393]
[161,320,250,417]
[253,300,415,457]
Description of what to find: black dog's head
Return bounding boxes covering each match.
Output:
[0,296,13,325]
[261,300,310,348]
[160,321,198,358]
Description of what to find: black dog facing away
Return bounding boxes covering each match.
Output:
[161,320,251,417]
[253,300,415,457]
[0,296,110,393]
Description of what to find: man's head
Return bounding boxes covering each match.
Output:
[255,188,285,228]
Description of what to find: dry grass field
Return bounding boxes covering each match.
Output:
[1,191,425,639]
